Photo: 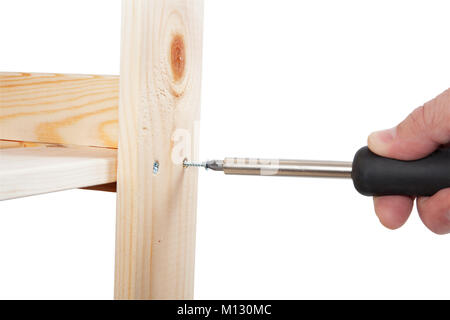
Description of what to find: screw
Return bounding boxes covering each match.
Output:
[183,159,206,169]
[153,161,160,175]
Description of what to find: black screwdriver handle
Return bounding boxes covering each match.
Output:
[352,147,450,197]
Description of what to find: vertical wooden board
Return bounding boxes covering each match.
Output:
[115,0,204,300]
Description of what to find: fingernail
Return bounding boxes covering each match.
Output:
[368,127,397,156]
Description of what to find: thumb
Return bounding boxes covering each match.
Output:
[368,89,450,160]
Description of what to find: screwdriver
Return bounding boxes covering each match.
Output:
[184,146,450,197]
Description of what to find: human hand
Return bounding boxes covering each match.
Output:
[368,89,450,234]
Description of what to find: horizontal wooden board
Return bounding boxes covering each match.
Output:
[0,72,119,148]
[0,139,41,149]
[0,145,117,200]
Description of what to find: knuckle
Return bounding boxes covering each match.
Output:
[402,103,438,134]
[397,89,450,140]
[419,104,436,128]
[434,88,450,115]
[400,105,428,134]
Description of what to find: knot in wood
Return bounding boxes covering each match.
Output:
[170,34,186,82]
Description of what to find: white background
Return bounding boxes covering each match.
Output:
[1,0,450,299]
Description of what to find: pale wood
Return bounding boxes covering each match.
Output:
[0,72,119,148]
[0,140,39,149]
[115,0,204,300]
[0,140,26,149]
[0,146,117,200]
[0,140,116,193]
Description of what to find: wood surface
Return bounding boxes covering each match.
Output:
[115,0,204,300]
[0,145,117,200]
[0,72,119,148]
[0,140,35,149]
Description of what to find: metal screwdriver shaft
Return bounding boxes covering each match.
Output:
[184,158,353,179]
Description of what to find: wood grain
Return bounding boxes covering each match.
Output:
[0,140,34,149]
[0,139,116,193]
[115,0,204,300]
[0,145,117,200]
[0,72,119,148]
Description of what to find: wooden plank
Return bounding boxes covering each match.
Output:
[0,140,26,149]
[0,140,116,193]
[0,146,117,200]
[0,140,39,149]
[82,183,117,193]
[0,72,119,148]
[115,0,204,300]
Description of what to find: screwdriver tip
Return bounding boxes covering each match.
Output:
[183,160,224,171]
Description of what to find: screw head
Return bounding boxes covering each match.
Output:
[153,161,160,175]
